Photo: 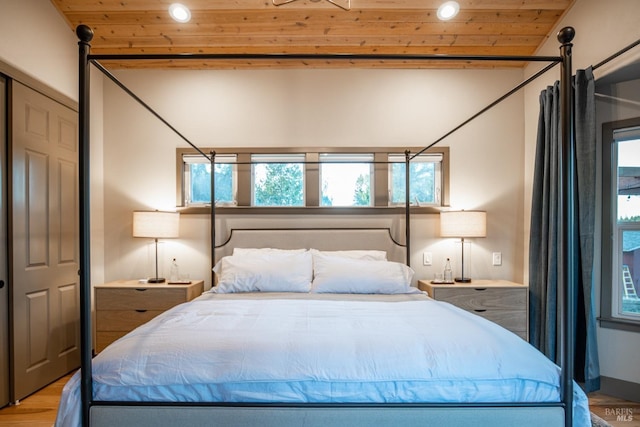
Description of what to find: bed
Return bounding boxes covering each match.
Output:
[69,24,587,427]
[56,244,590,427]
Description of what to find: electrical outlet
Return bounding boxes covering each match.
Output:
[423,252,432,266]
[492,252,502,266]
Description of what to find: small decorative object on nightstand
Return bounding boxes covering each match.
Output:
[418,279,528,340]
[95,279,204,353]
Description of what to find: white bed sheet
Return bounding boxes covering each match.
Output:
[55,292,590,427]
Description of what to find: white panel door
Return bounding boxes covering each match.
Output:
[0,75,9,408]
[11,81,79,400]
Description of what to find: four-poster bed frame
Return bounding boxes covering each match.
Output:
[76,24,579,427]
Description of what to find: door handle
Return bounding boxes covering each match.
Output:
[0,280,4,289]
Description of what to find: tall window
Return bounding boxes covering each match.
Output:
[388,153,442,206]
[183,154,236,206]
[252,154,305,206]
[319,153,374,207]
[602,122,640,328]
[613,129,640,318]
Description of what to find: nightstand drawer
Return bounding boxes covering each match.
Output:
[418,280,529,340]
[473,309,527,333]
[96,309,164,331]
[94,280,204,353]
[433,288,526,311]
[96,287,190,311]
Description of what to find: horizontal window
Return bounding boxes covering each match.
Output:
[176,147,449,211]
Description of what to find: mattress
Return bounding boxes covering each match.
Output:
[55,292,591,427]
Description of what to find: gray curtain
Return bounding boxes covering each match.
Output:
[529,67,600,392]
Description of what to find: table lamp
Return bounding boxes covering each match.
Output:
[133,210,180,283]
[440,210,486,283]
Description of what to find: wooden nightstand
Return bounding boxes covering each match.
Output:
[95,279,204,352]
[418,279,528,341]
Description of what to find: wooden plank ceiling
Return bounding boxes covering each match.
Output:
[50,0,573,69]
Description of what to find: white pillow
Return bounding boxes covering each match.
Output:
[309,248,387,261]
[311,253,417,294]
[214,251,313,293]
[233,247,307,255]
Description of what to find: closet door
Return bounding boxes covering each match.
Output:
[11,81,79,400]
[0,75,8,408]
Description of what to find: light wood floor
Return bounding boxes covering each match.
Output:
[0,373,73,426]
[589,392,640,427]
[0,374,638,426]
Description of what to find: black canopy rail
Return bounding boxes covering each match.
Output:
[411,35,640,161]
[593,37,640,71]
[205,150,412,279]
[409,61,559,160]
[90,59,212,162]
[205,154,419,268]
[77,23,578,427]
[88,52,562,63]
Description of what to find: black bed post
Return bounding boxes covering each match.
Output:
[210,151,216,283]
[558,26,576,427]
[77,24,94,427]
[404,150,411,266]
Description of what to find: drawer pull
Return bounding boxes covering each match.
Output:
[474,309,487,313]
[135,288,148,292]
[474,288,487,291]
[135,309,148,313]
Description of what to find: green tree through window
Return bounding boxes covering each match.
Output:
[254,163,304,206]
[353,174,370,206]
[390,159,437,205]
[190,163,234,205]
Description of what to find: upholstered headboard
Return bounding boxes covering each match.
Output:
[215,227,406,264]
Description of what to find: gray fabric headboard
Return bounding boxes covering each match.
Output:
[215,228,406,264]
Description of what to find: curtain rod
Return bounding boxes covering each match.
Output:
[595,92,640,108]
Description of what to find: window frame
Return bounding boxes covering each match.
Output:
[600,117,640,333]
[388,152,443,207]
[176,146,449,214]
[182,153,238,207]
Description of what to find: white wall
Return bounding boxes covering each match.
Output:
[523,0,640,390]
[0,0,78,101]
[0,0,106,290]
[101,67,525,288]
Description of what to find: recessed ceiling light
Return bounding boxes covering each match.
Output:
[169,3,191,23]
[437,1,460,21]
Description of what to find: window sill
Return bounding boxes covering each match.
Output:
[177,206,443,215]
[598,316,640,333]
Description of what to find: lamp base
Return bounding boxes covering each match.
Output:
[148,277,166,283]
[455,277,472,283]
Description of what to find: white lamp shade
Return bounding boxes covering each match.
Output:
[133,211,180,239]
[440,210,487,238]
